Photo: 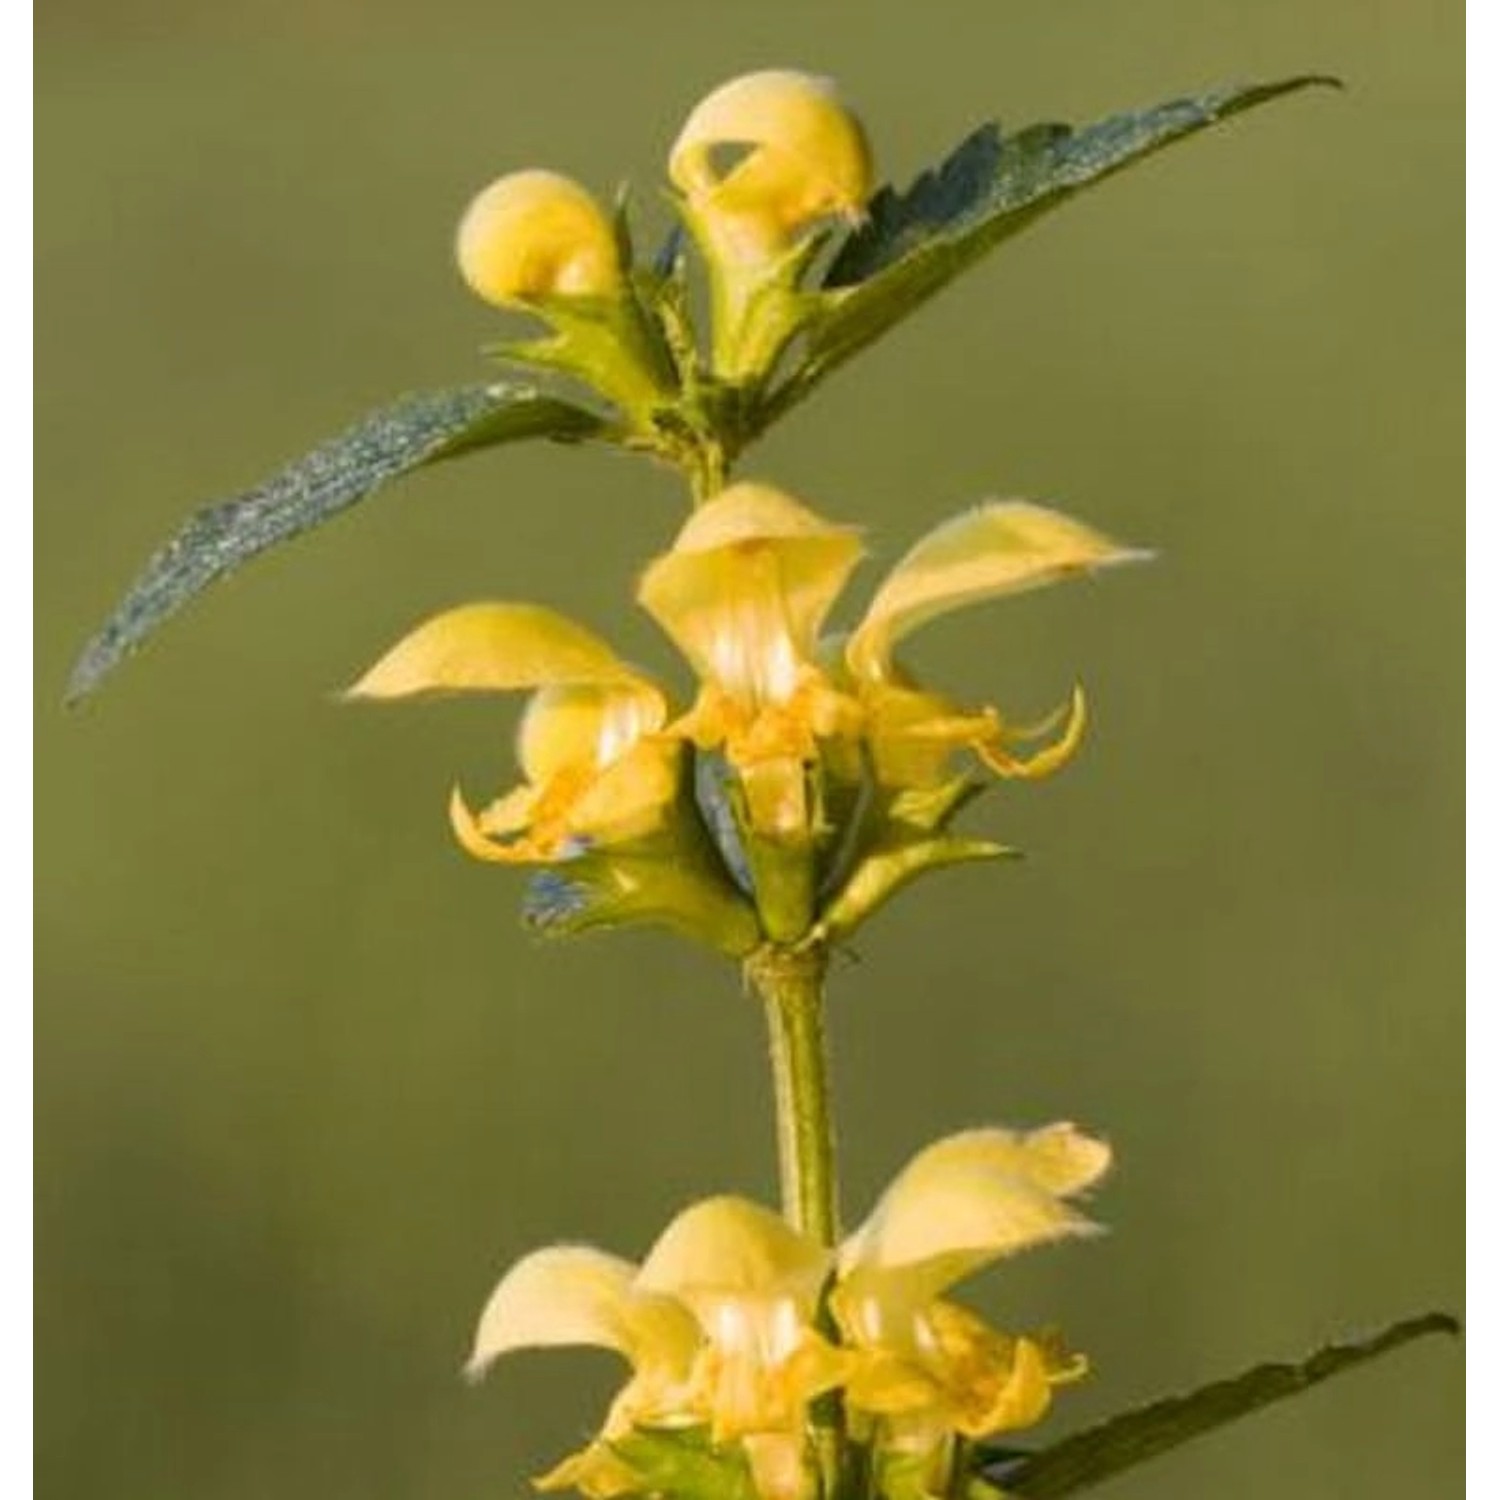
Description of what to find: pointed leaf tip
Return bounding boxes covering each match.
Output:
[66,384,604,703]
[757,76,1342,432]
[985,1311,1458,1499]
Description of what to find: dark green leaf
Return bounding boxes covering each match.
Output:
[980,1311,1457,1498]
[67,383,604,701]
[762,76,1339,426]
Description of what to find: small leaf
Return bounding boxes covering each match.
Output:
[67,383,605,701]
[978,1311,1458,1499]
[761,77,1339,427]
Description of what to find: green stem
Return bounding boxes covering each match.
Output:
[745,941,845,1498]
[744,943,839,1246]
[686,438,727,503]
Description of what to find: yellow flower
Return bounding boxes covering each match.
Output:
[640,483,1139,829]
[349,483,1138,943]
[467,1196,848,1500]
[467,1124,1108,1499]
[638,482,864,841]
[833,1124,1111,1485]
[349,602,677,864]
[456,169,623,306]
[669,70,874,267]
[841,500,1147,791]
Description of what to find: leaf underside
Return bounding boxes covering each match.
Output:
[66,383,603,702]
[762,75,1339,425]
[981,1311,1458,1499]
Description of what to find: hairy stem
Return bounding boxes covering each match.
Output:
[745,943,839,1245]
[746,941,845,1496]
[686,438,727,503]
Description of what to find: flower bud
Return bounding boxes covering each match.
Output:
[669,70,874,264]
[455,169,622,306]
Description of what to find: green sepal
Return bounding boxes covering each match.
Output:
[670,193,830,393]
[519,763,761,956]
[608,1426,757,1500]
[755,76,1340,431]
[67,383,604,701]
[637,224,705,394]
[691,748,825,945]
[521,841,760,957]
[816,829,1014,945]
[873,1447,945,1500]
[970,1311,1458,1499]
[744,834,820,946]
[487,290,678,432]
[810,771,999,943]
[886,774,988,834]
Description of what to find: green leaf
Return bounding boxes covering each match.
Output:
[761,76,1339,427]
[67,383,605,702]
[977,1311,1458,1499]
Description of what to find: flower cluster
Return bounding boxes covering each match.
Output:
[351,480,1141,949]
[354,71,1143,949]
[71,58,1418,1500]
[454,70,874,404]
[345,69,1140,1500]
[468,1124,1109,1500]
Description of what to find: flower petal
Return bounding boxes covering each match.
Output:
[348,602,647,699]
[847,502,1148,682]
[926,1311,1054,1437]
[743,1434,815,1500]
[450,785,533,863]
[670,480,861,555]
[977,684,1088,781]
[467,1245,637,1373]
[535,1443,642,1498]
[517,682,669,784]
[638,483,863,693]
[567,740,682,843]
[466,1244,699,1380]
[636,1195,832,1314]
[669,71,872,233]
[838,1126,1110,1299]
[456,169,622,306]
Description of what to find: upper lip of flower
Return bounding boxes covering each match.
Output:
[347,601,676,864]
[668,70,875,259]
[455,169,624,308]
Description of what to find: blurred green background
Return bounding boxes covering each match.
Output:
[37,2,1461,1497]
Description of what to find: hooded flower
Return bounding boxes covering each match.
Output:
[668,70,874,267]
[349,602,678,864]
[349,481,1138,944]
[467,1196,848,1500]
[833,1124,1110,1476]
[637,482,865,840]
[456,170,623,307]
[467,1123,1107,1500]
[666,71,875,382]
[640,483,1140,832]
